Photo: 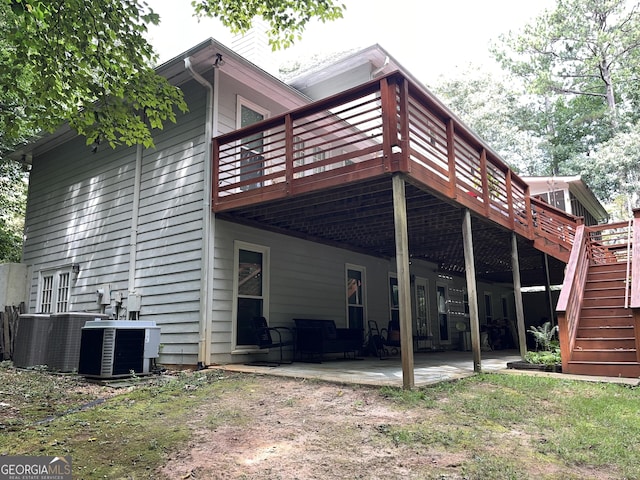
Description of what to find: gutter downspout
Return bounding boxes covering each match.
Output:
[128,144,143,317]
[185,56,215,367]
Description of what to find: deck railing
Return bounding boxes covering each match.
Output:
[212,71,578,258]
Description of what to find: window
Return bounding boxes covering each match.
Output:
[501,295,509,319]
[293,139,327,177]
[389,275,399,324]
[312,146,326,174]
[539,190,566,211]
[484,293,493,324]
[414,277,430,337]
[346,265,366,330]
[38,268,71,313]
[237,97,269,191]
[233,242,269,348]
[436,284,449,342]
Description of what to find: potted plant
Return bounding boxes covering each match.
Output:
[508,322,562,372]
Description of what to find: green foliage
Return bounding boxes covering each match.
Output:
[0,0,344,151]
[0,0,344,260]
[430,66,548,175]
[1,0,188,150]
[525,349,562,366]
[488,0,640,202]
[570,121,640,207]
[192,0,345,50]
[0,159,26,262]
[525,321,561,365]
[528,321,559,352]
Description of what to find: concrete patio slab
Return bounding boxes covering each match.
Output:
[217,350,523,387]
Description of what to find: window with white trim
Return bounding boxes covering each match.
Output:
[236,97,270,191]
[233,242,270,349]
[38,268,71,313]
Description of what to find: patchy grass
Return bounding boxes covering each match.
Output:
[1,362,638,479]
[0,365,248,478]
[379,374,640,479]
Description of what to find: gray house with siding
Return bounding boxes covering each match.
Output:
[12,40,581,375]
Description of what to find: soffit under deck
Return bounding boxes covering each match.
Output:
[218,176,567,287]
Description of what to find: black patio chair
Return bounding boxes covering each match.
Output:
[252,316,295,364]
[367,320,391,359]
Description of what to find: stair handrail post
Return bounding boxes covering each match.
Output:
[625,204,633,309]
[631,208,640,309]
[633,208,640,363]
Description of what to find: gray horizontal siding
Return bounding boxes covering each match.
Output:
[22,78,209,349]
[210,219,392,363]
[130,81,207,358]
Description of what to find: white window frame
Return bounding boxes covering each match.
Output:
[345,264,367,330]
[231,241,270,352]
[484,292,494,324]
[236,96,271,191]
[37,267,72,313]
[388,273,398,324]
[236,96,270,129]
[436,281,450,344]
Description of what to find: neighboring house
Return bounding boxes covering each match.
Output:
[523,175,609,226]
[12,39,636,379]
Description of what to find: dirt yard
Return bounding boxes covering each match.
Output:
[158,375,458,480]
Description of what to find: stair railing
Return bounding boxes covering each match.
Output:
[556,224,588,372]
[558,215,640,369]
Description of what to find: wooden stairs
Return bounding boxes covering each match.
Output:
[565,262,640,377]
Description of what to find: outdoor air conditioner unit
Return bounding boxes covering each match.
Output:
[47,313,108,372]
[13,314,52,368]
[78,320,161,378]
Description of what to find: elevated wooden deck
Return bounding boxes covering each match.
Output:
[212,72,578,284]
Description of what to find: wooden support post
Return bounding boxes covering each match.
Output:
[542,253,555,327]
[462,209,482,372]
[392,174,415,389]
[511,233,527,359]
[632,209,640,361]
[380,77,398,171]
[398,77,410,173]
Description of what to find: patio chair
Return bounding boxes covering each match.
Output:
[383,319,401,356]
[367,320,393,359]
[252,316,295,364]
